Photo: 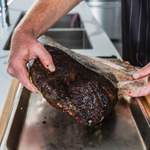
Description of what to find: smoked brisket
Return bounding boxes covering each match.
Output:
[29,45,118,126]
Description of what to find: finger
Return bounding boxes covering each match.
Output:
[7,60,39,93]
[34,43,55,72]
[7,65,17,78]
[126,82,150,97]
[17,64,39,93]
[126,92,137,97]
[133,62,150,79]
[20,77,39,93]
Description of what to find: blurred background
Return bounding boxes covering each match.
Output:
[85,0,122,56]
[0,0,122,56]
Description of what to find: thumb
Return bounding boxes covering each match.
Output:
[35,43,55,72]
[133,62,150,79]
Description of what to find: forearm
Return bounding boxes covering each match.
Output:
[15,0,82,38]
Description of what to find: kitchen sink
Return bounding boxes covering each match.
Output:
[4,29,92,50]
[3,12,87,50]
[44,30,92,49]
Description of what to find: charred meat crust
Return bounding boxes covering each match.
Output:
[30,45,118,126]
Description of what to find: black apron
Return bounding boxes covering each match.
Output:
[122,0,150,67]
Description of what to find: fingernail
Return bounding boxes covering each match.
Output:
[133,73,140,79]
[49,64,55,72]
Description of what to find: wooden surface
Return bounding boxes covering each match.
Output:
[145,94,150,106]
[141,94,150,117]
[0,78,20,144]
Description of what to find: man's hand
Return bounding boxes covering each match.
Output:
[7,29,55,93]
[127,63,150,97]
[6,0,82,92]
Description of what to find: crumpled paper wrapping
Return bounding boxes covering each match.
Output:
[37,35,150,96]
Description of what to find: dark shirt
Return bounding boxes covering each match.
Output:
[122,0,150,67]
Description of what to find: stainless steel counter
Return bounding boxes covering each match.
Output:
[1,84,150,150]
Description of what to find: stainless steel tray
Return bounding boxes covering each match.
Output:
[1,85,150,150]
